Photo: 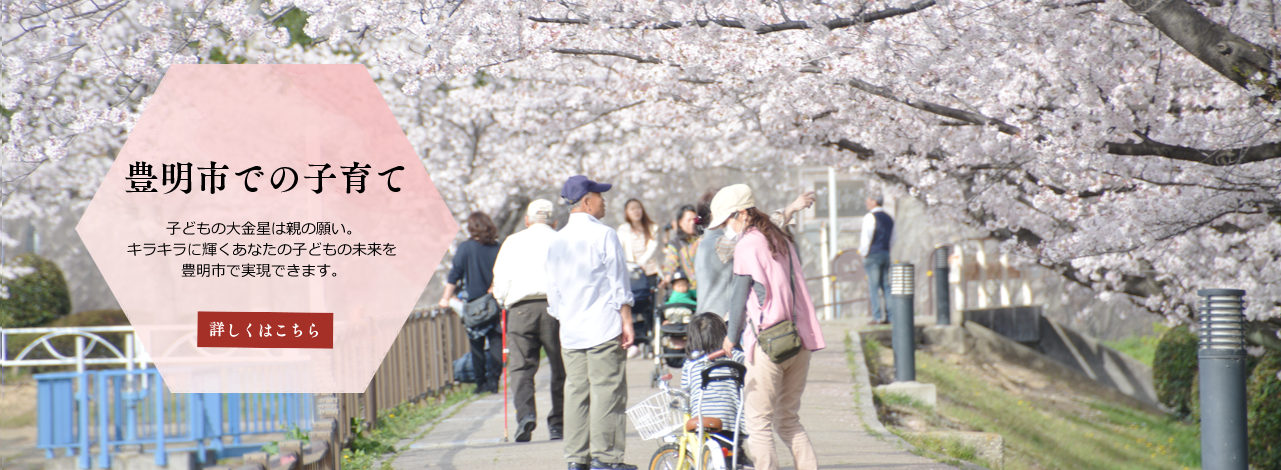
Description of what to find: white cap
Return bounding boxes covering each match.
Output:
[526,199,554,222]
[708,184,756,229]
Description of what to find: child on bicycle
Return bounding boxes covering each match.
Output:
[681,312,750,465]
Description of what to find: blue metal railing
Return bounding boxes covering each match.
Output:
[36,368,314,469]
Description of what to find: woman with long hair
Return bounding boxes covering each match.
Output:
[695,187,815,319]
[709,184,825,470]
[618,199,661,358]
[661,204,701,290]
[438,211,504,394]
[619,199,661,282]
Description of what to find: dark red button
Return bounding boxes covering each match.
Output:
[197,311,333,349]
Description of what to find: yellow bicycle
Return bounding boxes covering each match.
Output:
[627,350,747,470]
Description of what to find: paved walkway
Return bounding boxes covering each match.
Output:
[390,320,953,469]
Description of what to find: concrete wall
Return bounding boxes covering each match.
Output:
[959,307,1160,410]
[1030,316,1160,409]
[921,322,1165,415]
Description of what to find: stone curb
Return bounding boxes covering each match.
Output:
[845,327,991,470]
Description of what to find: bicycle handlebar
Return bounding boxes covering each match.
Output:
[657,373,690,401]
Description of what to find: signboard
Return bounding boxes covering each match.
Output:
[77,65,457,393]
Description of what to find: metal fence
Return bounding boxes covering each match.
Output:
[36,368,315,469]
[2,325,150,370]
[331,307,470,448]
[12,307,469,469]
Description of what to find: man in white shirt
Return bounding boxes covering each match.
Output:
[546,175,636,470]
[492,198,565,443]
[859,195,896,325]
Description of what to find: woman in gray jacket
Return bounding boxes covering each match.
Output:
[695,190,815,319]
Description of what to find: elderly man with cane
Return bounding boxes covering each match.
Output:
[546,175,637,470]
[492,199,566,442]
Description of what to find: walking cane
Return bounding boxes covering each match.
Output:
[500,308,510,443]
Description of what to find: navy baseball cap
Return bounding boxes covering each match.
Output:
[560,175,612,205]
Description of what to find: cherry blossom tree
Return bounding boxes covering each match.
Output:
[3,0,1280,340]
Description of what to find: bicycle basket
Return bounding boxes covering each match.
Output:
[625,390,684,440]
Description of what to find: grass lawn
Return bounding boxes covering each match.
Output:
[1102,323,1168,367]
[338,386,477,470]
[862,336,1201,470]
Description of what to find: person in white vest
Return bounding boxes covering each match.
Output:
[859,195,896,325]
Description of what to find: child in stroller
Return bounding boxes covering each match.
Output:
[667,269,696,306]
[650,291,696,386]
[660,269,696,352]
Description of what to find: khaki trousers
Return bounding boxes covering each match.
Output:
[745,345,817,470]
[562,339,628,465]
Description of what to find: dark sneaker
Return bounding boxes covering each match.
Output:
[514,416,536,442]
[590,458,638,470]
[568,463,589,470]
[548,425,563,441]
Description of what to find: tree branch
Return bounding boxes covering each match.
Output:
[530,0,936,34]
[846,76,1024,135]
[551,48,661,64]
[1043,0,1107,9]
[837,74,1281,167]
[1105,133,1281,165]
[826,138,875,158]
[806,0,938,34]
[528,17,588,25]
[1119,0,1275,100]
[561,100,647,132]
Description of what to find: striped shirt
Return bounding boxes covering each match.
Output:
[681,349,747,433]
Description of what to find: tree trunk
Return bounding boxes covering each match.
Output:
[1120,0,1273,93]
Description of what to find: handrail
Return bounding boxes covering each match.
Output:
[329,307,469,450]
[2,327,150,373]
[36,367,317,469]
[811,297,869,310]
[804,271,863,282]
[29,307,466,469]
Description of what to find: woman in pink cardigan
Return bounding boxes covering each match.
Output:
[710,184,825,470]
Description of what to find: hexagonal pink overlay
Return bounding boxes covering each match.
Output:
[76,65,457,393]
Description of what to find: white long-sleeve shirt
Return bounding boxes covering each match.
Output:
[859,207,896,257]
[491,223,557,308]
[546,212,635,349]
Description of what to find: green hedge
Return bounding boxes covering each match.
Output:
[1248,350,1281,470]
[0,253,71,327]
[1153,325,1199,417]
[1188,372,1200,423]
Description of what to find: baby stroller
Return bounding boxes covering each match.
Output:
[650,300,696,388]
[628,263,658,357]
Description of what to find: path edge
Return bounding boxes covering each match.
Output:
[842,327,990,470]
[375,390,480,469]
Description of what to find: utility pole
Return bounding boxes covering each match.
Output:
[826,167,838,320]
